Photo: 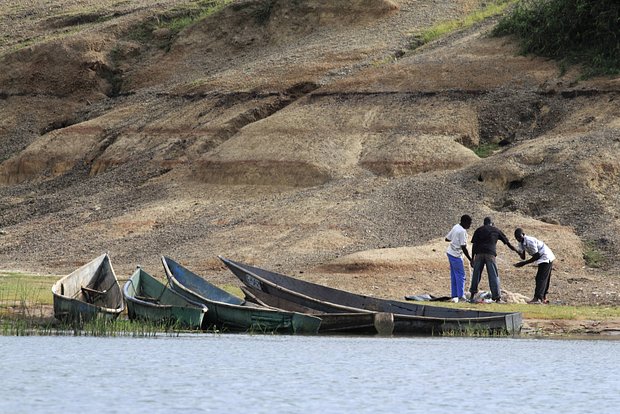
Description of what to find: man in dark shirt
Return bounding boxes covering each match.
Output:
[469,217,518,302]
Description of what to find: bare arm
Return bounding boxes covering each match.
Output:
[462,245,472,264]
[514,252,540,267]
[499,230,518,253]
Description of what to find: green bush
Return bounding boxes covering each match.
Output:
[583,240,604,268]
[473,143,500,158]
[494,0,620,77]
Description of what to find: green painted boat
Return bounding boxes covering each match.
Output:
[123,266,208,329]
[161,256,321,334]
[51,253,124,323]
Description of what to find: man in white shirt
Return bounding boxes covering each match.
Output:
[513,228,556,304]
[445,215,473,302]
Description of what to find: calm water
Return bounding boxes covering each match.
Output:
[1,334,619,413]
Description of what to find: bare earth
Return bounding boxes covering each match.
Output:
[1,0,619,322]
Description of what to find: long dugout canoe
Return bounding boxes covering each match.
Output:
[220,256,522,335]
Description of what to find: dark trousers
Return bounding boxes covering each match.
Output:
[534,261,553,301]
[469,254,501,300]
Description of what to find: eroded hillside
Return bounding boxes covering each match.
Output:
[1,0,619,305]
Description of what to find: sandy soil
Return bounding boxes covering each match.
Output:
[1,0,619,316]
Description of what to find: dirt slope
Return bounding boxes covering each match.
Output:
[1,0,619,306]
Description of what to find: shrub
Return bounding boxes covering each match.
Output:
[583,240,604,268]
[494,0,620,77]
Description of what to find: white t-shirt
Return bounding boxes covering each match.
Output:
[518,235,555,264]
[446,224,468,258]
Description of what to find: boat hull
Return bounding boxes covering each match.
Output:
[220,257,522,335]
[161,256,321,334]
[241,285,394,335]
[51,253,124,323]
[123,267,207,329]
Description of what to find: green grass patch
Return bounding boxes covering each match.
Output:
[126,0,232,48]
[410,0,515,48]
[493,0,620,77]
[429,301,620,320]
[0,271,56,308]
[474,142,501,158]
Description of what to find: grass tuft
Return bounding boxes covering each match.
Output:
[409,1,515,49]
[474,142,501,158]
[126,0,232,50]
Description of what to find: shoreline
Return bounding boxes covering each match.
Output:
[2,309,620,339]
[522,318,620,339]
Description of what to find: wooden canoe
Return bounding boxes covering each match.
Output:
[240,285,394,335]
[220,256,523,335]
[161,256,321,334]
[51,253,124,323]
[123,266,208,329]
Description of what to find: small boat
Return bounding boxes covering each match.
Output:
[51,253,124,323]
[161,256,321,334]
[219,256,522,335]
[240,285,394,335]
[123,266,208,329]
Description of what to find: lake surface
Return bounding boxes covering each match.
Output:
[1,334,619,413]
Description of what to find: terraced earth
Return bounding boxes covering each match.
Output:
[1,0,619,306]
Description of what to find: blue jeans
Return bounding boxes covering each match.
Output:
[470,253,501,300]
[447,254,466,298]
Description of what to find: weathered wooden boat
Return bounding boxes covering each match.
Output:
[123,266,208,329]
[240,285,395,335]
[161,256,321,334]
[220,256,523,335]
[51,253,124,323]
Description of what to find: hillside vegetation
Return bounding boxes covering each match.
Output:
[0,0,619,306]
[495,0,620,76]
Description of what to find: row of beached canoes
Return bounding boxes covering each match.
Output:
[51,254,523,335]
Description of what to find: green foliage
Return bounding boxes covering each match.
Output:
[474,142,500,158]
[442,324,512,337]
[583,240,604,268]
[494,0,620,77]
[411,1,514,48]
[126,0,231,49]
[164,0,232,33]
[0,316,192,337]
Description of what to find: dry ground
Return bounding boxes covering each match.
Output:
[1,0,619,309]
